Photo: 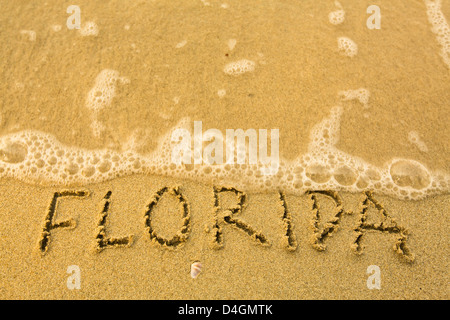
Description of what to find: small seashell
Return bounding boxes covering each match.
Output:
[190,262,202,279]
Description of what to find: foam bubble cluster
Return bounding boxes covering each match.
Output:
[223,59,256,76]
[20,30,36,41]
[79,21,99,37]
[0,131,145,185]
[217,89,226,98]
[86,69,129,111]
[0,106,448,201]
[85,69,129,137]
[408,131,428,152]
[424,0,450,68]
[339,88,370,108]
[328,1,345,25]
[337,37,358,57]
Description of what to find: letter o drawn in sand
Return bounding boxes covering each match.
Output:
[144,186,191,248]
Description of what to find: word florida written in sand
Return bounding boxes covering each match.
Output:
[37,186,415,262]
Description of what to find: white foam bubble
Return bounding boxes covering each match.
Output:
[256,52,267,65]
[20,30,36,41]
[389,159,431,190]
[223,59,256,76]
[176,40,187,48]
[51,25,62,32]
[86,69,129,112]
[408,131,428,152]
[339,88,370,108]
[337,37,358,57]
[227,39,237,51]
[91,119,106,138]
[217,89,226,98]
[424,0,450,68]
[328,1,345,25]
[85,69,129,137]
[78,21,99,37]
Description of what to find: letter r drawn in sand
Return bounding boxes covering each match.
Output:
[210,186,270,249]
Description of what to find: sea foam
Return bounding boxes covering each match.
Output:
[328,1,345,25]
[424,0,450,68]
[0,106,448,200]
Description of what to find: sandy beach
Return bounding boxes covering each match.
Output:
[0,176,448,299]
[0,0,448,299]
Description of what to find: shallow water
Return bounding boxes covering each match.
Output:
[0,0,449,200]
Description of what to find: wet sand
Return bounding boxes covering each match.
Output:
[0,176,448,299]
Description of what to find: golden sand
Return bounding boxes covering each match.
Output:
[0,0,448,299]
[0,176,448,299]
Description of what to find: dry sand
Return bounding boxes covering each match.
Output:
[0,0,448,299]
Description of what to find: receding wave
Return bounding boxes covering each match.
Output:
[0,106,448,201]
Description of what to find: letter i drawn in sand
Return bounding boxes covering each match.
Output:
[307,190,347,251]
[279,191,297,251]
